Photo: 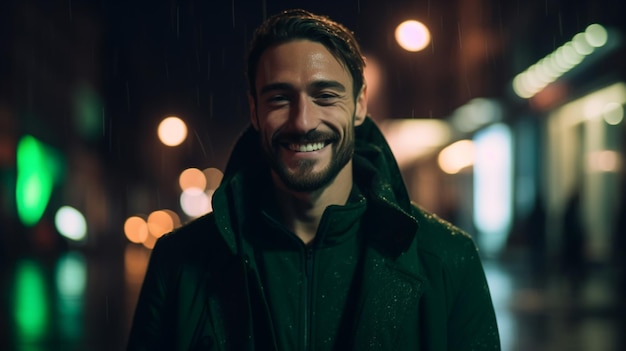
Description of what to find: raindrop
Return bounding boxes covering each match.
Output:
[125,81,130,112]
[164,55,170,79]
[193,130,208,158]
[231,0,235,28]
[102,107,106,137]
[209,93,213,119]
[207,51,211,80]
[196,48,200,72]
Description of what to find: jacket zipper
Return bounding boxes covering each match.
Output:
[303,246,314,351]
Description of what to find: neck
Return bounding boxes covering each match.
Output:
[272,163,353,245]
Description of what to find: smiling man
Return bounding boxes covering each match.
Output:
[127,9,500,350]
[251,38,367,244]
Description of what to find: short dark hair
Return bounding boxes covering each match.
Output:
[247,9,366,102]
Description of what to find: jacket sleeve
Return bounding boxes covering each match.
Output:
[446,237,501,350]
[126,237,172,350]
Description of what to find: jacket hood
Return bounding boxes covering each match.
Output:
[213,117,418,254]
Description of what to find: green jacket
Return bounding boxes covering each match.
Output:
[127,117,500,350]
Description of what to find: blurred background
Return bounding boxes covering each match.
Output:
[1,0,625,350]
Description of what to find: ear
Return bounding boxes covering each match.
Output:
[354,83,368,126]
[248,93,259,130]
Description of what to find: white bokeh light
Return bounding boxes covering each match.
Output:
[54,206,87,241]
[180,188,211,218]
[395,20,431,52]
[158,116,188,147]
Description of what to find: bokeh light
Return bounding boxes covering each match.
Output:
[382,119,451,167]
[513,23,609,99]
[180,188,211,218]
[14,260,48,342]
[125,244,150,285]
[163,209,181,227]
[55,252,86,341]
[395,20,431,52]
[179,167,206,191]
[438,140,475,174]
[16,135,63,227]
[158,116,187,146]
[473,124,513,257]
[142,232,157,249]
[147,210,176,238]
[602,102,623,125]
[585,23,608,47]
[124,216,149,244]
[203,167,224,191]
[54,206,87,241]
[72,84,104,140]
[586,150,621,172]
[55,251,86,298]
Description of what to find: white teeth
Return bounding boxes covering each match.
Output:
[288,142,325,152]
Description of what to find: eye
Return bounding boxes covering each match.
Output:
[265,94,289,106]
[315,92,339,105]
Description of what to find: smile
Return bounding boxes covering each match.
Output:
[286,142,327,152]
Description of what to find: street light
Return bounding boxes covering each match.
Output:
[395,20,431,52]
[157,116,187,146]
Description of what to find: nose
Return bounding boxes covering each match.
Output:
[288,94,316,132]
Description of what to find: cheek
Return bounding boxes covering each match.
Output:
[259,127,275,150]
[256,115,283,141]
[262,109,291,130]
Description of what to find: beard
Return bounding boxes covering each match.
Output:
[262,124,355,193]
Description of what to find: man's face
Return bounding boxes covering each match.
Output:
[250,40,367,193]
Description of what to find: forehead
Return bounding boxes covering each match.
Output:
[255,40,352,92]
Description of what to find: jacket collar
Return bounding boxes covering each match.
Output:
[212,117,419,257]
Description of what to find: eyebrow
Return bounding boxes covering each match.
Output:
[259,82,293,96]
[259,80,347,96]
[309,80,346,93]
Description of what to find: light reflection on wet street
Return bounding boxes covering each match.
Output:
[1,246,623,350]
[484,256,625,351]
[1,246,147,351]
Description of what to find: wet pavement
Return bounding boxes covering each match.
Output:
[484,253,625,351]
[1,245,624,351]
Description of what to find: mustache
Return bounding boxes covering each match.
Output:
[272,129,339,144]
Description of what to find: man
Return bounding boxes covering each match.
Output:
[127,9,500,350]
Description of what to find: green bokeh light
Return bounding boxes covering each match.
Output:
[73,84,104,140]
[14,260,48,342]
[16,135,64,227]
[56,251,86,340]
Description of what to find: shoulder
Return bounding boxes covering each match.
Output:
[149,212,222,266]
[410,204,480,263]
[409,204,492,306]
[157,213,216,247]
